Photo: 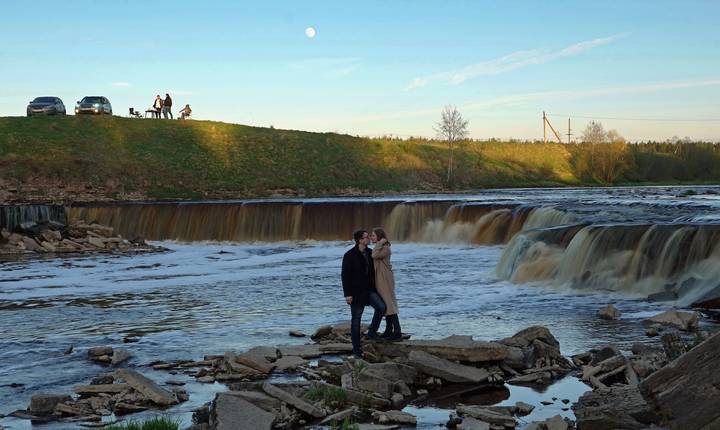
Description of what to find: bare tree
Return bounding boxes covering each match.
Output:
[435,105,469,184]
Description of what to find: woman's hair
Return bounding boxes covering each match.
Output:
[373,227,390,245]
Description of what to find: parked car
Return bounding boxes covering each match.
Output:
[75,96,112,115]
[26,96,66,116]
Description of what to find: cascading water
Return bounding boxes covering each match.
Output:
[0,205,66,230]
[67,200,574,245]
[497,222,720,306]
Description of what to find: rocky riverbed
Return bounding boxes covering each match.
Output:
[0,219,164,257]
[5,308,718,430]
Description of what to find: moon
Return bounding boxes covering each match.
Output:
[305,27,316,38]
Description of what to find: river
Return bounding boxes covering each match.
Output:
[2,186,719,429]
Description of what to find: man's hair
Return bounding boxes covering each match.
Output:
[353,229,367,245]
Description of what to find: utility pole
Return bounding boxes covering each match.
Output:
[543,111,547,143]
[542,111,563,143]
[567,118,571,144]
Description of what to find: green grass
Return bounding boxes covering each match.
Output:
[332,416,360,430]
[103,416,179,430]
[1,115,717,202]
[305,385,348,406]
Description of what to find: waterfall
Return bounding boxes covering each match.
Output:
[497,222,720,305]
[0,205,66,231]
[67,200,575,245]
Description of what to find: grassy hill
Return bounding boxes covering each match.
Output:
[0,116,576,202]
[1,116,716,202]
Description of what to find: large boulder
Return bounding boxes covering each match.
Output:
[210,392,275,430]
[114,369,177,406]
[373,335,509,363]
[597,304,621,320]
[407,350,489,384]
[572,386,659,430]
[498,326,569,370]
[28,394,72,415]
[639,331,720,429]
[644,309,699,332]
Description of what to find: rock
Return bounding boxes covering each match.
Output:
[456,405,516,427]
[114,402,148,415]
[289,330,306,337]
[210,392,275,430]
[29,394,72,415]
[356,370,395,398]
[374,335,509,363]
[597,304,621,320]
[276,344,323,359]
[646,328,659,337]
[224,352,264,377]
[499,326,560,349]
[545,415,569,430]
[274,356,307,372]
[391,393,404,408]
[262,382,325,418]
[572,385,659,430]
[197,376,216,383]
[54,403,86,417]
[357,425,401,430]
[644,309,699,332]
[372,410,417,425]
[73,384,129,395]
[87,236,106,248]
[223,391,282,411]
[114,369,178,406]
[234,347,277,374]
[64,345,74,355]
[311,325,333,340]
[364,363,418,385]
[88,346,113,357]
[457,416,491,430]
[515,401,535,416]
[407,350,489,383]
[111,349,132,366]
[319,407,358,426]
[640,330,720,430]
[320,343,354,354]
[22,236,42,251]
[660,331,689,361]
[166,380,185,386]
[590,344,620,366]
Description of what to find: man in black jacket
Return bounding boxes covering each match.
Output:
[342,229,387,358]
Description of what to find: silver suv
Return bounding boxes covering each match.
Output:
[27,96,66,116]
[75,96,112,115]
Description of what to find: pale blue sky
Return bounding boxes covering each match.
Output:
[1,1,719,140]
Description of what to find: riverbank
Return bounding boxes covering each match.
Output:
[2,116,719,204]
[4,316,718,430]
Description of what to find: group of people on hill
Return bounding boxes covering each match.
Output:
[151,93,191,120]
[341,227,403,359]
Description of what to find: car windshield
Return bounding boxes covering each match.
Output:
[33,97,56,103]
[81,97,103,104]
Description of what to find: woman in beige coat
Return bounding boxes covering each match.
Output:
[370,227,402,341]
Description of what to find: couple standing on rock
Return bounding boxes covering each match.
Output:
[341,228,403,358]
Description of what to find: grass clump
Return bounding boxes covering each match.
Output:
[305,384,348,407]
[103,416,180,430]
[331,416,360,430]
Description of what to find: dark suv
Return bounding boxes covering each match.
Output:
[75,96,112,115]
[27,97,66,116]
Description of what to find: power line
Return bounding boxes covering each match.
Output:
[546,113,720,122]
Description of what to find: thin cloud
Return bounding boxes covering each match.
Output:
[406,35,621,90]
[352,78,720,124]
[110,81,132,88]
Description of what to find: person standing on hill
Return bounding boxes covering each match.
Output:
[153,95,163,119]
[370,227,402,341]
[162,93,173,119]
[341,229,386,358]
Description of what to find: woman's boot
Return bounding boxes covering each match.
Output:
[387,315,403,342]
[380,316,393,338]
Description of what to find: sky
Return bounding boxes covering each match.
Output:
[1,0,720,141]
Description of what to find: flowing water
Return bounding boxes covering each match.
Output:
[2,186,720,429]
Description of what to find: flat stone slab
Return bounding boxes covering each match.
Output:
[274,356,308,372]
[375,335,509,363]
[73,384,130,394]
[114,369,177,406]
[456,405,516,427]
[29,394,71,415]
[458,417,491,430]
[408,350,490,383]
[262,382,325,418]
[211,392,274,430]
[223,390,282,411]
[372,410,417,425]
[234,347,277,374]
[276,344,323,358]
[320,407,359,426]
